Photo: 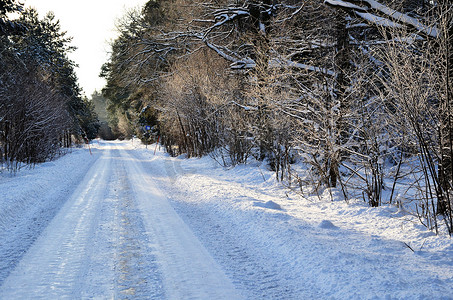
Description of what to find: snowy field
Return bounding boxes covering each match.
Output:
[0,140,452,299]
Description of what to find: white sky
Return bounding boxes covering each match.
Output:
[24,0,149,97]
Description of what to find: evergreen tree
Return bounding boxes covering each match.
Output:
[1,5,99,170]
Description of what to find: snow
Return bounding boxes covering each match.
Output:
[325,0,439,38]
[203,40,256,69]
[355,11,403,29]
[0,146,100,285]
[325,0,366,11]
[270,58,336,76]
[135,141,453,299]
[204,40,336,75]
[364,0,438,38]
[1,140,452,299]
[259,21,266,34]
[253,200,282,210]
[318,220,339,230]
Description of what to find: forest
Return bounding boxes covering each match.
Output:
[0,0,99,171]
[101,0,453,235]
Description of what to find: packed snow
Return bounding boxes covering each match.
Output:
[0,140,452,299]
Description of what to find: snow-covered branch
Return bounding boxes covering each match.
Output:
[202,37,335,76]
[202,7,250,38]
[325,0,439,38]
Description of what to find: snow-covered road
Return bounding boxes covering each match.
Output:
[0,140,452,299]
[0,142,241,299]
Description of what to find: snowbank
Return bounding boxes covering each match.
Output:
[0,144,100,283]
[134,141,453,299]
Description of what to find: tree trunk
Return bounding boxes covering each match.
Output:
[329,12,350,188]
[438,3,453,214]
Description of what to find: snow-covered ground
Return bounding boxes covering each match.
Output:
[0,140,452,299]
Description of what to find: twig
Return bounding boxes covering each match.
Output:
[403,242,415,252]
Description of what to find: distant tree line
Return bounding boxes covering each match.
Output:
[0,1,99,171]
[102,0,452,235]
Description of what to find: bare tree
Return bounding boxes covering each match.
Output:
[369,1,453,234]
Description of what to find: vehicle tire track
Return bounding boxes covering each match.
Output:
[110,150,165,299]
[169,200,298,299]
[120,147,243,300]
[0,144,165,299]
[133,151,305,299]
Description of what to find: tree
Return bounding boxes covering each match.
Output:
[363,0,453,233]
[1,6,99,170]
[101,0,453,234]
[0,0,23,35]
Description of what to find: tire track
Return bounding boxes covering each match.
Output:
[0,143,165,299]
[110,151,165,299]
[120,147,243,300]
[135,152,304,299]
[169,200,298,299]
